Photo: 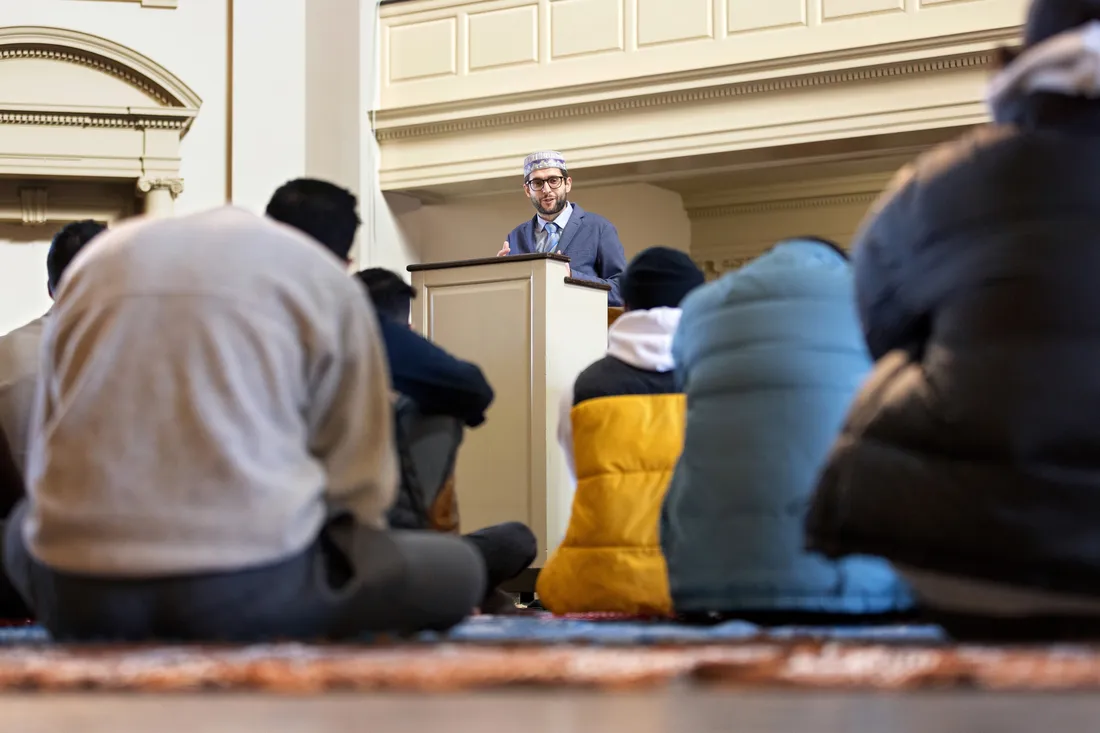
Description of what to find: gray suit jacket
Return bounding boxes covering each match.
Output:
[505,204,626,305]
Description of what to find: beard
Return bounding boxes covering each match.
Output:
[533,194,567,218]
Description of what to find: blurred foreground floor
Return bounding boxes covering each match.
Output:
[1,690,1097,733]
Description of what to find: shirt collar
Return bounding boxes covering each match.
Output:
[536,202,573,232]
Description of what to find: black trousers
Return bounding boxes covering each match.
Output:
[2,502,486,642]
[464,522,537,598]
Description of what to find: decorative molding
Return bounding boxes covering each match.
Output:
[19,187,48,226]
[687,191,880,219]
[137,177,185,197]
[0,107,196,130]
[0,27,202,110]
[375,50,994,141]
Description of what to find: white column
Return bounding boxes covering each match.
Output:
[137,178,184,217]
[231,0,308,212]
[359,0,420,275]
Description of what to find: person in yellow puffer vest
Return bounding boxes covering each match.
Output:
[536,248,704,615]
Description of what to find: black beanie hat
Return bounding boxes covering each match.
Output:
[1024,0,1100,47]
[620,247,705,311]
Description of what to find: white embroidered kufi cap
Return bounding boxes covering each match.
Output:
[523,151,567,179]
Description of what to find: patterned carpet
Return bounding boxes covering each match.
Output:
[0,617,1095,693]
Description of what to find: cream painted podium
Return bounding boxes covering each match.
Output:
[406,253,609,566]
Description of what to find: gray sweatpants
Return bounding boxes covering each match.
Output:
[2,502,486,642]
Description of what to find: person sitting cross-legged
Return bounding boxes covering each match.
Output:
[661,237,914,624]
[2,208,486,642]
[536,247,704,616]
[0,219,105,491]
[808,0,1100,640]
[355,268,538,614]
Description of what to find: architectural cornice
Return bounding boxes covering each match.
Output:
[376,49,997,142]
[0,105,196,130]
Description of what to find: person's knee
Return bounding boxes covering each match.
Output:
[501,522,538,566]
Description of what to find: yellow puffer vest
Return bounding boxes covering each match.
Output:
[537,393,685,615]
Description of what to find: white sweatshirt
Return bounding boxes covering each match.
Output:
[23,207,397,577]
[557,307,682,482]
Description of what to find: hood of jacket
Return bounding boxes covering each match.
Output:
[606,307,681,373]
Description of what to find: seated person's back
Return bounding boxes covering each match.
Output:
[355,268,494,428]
[808,0,1100,640]
[536,247,703,615]
[266,182,527,613]
[355,267,536,612]
[661,238,913,620]
[0,220,105,482]
[4,205,485,641]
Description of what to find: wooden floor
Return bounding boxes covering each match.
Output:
[1,691,1098,732]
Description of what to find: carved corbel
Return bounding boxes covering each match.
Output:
[136,177,185,197]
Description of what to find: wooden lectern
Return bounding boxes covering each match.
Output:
[406,253,610,566]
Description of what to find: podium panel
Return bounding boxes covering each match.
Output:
[408,254,608,565]
[427,277,532,532]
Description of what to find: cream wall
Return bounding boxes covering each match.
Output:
[233,0,416,275]
[361,2,420,276]
[231,0,306,212]
[403,183,690,265]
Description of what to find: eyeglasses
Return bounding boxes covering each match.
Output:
[525,176,566,192]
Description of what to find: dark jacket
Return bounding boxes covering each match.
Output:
[807,94,1100,596]
[506,204,627,306]
[573,358,674,405]
[378,318,494,428]
[541,307,684,615]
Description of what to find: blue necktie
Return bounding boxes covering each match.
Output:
[543,221,560,253]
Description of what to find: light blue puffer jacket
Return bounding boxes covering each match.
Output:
[660,239,913,615]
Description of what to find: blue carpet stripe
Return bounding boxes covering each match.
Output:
[0,619,945,646]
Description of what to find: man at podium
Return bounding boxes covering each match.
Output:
[496,151,627,306]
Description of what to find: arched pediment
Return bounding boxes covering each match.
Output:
[0,26,201,130]
[0,25,202,202]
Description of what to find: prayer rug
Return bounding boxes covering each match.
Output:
[0,639,1092,692]
[0,618,1095,693]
